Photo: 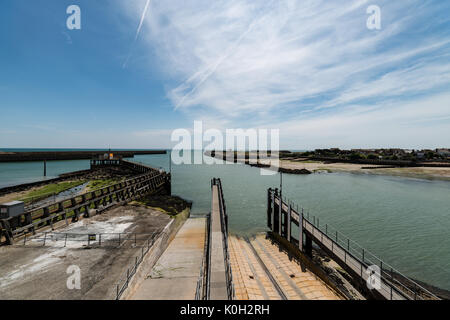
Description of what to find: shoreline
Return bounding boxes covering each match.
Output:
[206,151,450,181]
[282,159,450,181]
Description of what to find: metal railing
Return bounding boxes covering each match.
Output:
[195,214,210,300]
[115,232,161,300]
[20,231,160,248]
[269,189,440,300]
[212,178,235,300]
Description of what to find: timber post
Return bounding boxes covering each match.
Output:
[287,203,291,242]
[299,208,304,252]
[267,188,272,229]
[1,220,14,245]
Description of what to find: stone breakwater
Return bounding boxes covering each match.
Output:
[205,151,312,174]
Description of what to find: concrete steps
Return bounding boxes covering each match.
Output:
[229,234,341,300]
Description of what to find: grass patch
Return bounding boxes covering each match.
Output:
[86,179,119,191]
[20,180,87,203]
[131,195,192,216]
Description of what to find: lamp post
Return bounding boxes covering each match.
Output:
[279,170,283,199]
[169,150,172,174]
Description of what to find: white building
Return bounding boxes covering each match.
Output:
[436,148,450,156]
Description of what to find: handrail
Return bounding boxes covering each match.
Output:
[195,213,210,300]
[21,231,159,248]
[115,232,160,300]
[211,178,235,300]
[269,189,440,300]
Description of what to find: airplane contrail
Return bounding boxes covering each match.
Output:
[123,0,151,69]
[135,0,151,41]
[174,19,258,110]
[174,0,276,109]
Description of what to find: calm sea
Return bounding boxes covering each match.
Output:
[0,150,449,291]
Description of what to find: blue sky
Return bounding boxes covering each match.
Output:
[0,0,449,149]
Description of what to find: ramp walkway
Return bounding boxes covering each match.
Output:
[128,217,206,300]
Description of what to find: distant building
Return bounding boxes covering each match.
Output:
[351,149,375,155]
[416,152,425,159]
[436,148,450,156]
[388,148,406,156]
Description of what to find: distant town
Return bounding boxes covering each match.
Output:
[284,148,450,162]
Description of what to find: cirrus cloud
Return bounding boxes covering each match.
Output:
[120,0,450,148]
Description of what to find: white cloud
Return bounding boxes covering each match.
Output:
[277,92,450,149]
[121,0,450,148]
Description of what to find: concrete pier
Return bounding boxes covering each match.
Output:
[209,184,229,300]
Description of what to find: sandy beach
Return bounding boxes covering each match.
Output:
[210,151,450,181]
[280,159,450,181]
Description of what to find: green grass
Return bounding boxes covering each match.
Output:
[132,195,192,216]
[20,180,87,203]
[86,179,119,191]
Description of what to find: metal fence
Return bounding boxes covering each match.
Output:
[270,190,440,300]
[212,178,235,300]
[18,231,161,300]
[195,214,210,300]
[115,232,161,300]
[20,231,160,249]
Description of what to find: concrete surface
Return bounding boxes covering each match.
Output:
[129,217,206,300]
[229,234,342,300]
[0,205,172,300]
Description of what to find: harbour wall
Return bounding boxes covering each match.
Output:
[0,150,166,162]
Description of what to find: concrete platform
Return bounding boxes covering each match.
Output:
[0,205,172,300]
[129,218,206,300]
[230,234,342,300]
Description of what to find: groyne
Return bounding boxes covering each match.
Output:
[0,160,171,245]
